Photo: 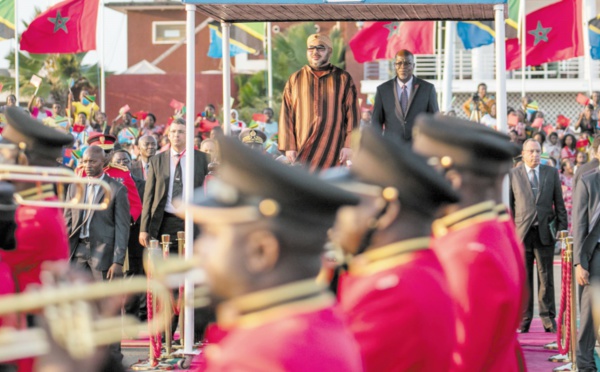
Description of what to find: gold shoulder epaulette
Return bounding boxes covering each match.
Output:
[107,163,129,172]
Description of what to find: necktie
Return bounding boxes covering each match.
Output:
[529,169,538,198]
[400,85,408,114]
[173,153,183,199]
[81,184,94,237]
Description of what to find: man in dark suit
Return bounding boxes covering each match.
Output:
[64,145,130,361]
[573,149,600,371]
[509,138,568,333]
[573,134,600,191]
[131,135,157,181]
[139,118,209,253]
[371,49,439,142]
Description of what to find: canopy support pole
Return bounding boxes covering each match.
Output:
[222,22,232,135]
[442,21,455,112]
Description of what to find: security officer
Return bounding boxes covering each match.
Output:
[412,114,526,371]
[76,133,142,222]
[322,128,459,371]
[176,135,362,371]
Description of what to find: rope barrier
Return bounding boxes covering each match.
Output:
[556,246,571,355]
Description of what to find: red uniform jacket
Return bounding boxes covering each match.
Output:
[432,201,525,372]
[202,280,362,372]
[78,163,142,222]
[340,237,455,372]
[0,185,69,292]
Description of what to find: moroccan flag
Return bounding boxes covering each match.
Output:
[590,16,600,60]
[505,0,583,70]
[208,22,265,58]
[349,21,434,63]
[20,0,98,54]
[0,0,14,41]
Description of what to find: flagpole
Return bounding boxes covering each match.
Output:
[14,1,18,103]
[99,0,105,112]
[267,22,273,108]
[442,21,455,112]
[183,2,196,356]
[520,0,526,97]
[222,22,231,136]
[436,21,442,105]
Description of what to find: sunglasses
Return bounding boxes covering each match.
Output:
[394,61,413,67]
[307,46,327,52]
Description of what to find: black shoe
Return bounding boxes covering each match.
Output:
[544,325,557,333]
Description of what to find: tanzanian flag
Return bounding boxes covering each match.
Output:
[590,16,600,60]
[0,0,14,41]
[208,22,265,58]
[457,21,494,49]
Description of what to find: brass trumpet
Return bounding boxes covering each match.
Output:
[0,164,111,210]
[0,257,209,362]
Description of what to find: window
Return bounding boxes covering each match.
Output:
[153,21,186,44]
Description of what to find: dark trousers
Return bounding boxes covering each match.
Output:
[522,226,556,329]
[125,222,147,321]
[72,239,123,361]
[158,212,185,255]
[577,246,600,371]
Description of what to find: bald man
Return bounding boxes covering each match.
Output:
[371,49,439,143]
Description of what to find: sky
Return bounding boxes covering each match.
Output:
[0,0,128,73]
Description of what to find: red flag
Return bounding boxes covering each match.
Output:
[349,21,434,63]
[20,0,98,54]
[577,93,590,106]
[506,0,582,70]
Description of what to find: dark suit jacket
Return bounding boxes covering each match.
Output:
[573,158,599,192]
[64,175,130,271]
[509,164,568,246]
[131,159,148,181]
[128,175,146,258]
[140,149,209,239]
[573,172,600,270]
[371,76,439,142]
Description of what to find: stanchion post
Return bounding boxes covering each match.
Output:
[161,234,172,356]
[566,236,577,367]
[177,231,185,348]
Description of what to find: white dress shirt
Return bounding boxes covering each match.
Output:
[165,148,186,214]
[80,174,105,239]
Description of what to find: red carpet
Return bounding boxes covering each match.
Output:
[519,318,568,371]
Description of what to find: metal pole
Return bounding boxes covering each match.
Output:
[222,22,231,135]
[99,0,105,112]
[436,21,443,105]
[183,3,196,355]
[495,4,508,134]
[583,0,595,94]
[267,22,273,108]
[14,1,18,103]
[442,21,455,112]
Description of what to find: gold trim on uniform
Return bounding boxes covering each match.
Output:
[217,279,333,329]
[432,200,497,237]
[350,237,430,276]
[17,184,56,201]
[493,203,511,222]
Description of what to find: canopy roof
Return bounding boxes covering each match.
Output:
[182,0,506,22]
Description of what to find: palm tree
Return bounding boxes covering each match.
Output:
[235,22,345,123]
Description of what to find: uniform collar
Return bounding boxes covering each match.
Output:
[16,184,55,201]
[432,200,497,237]
[216,279,333,329]
[350,237,430,276]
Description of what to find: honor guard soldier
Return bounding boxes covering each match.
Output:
[0,107,73,292]
[177,136,363,372]
[412,114,526,372]
[0,107,74,372]
[238,128,267,152]
[76,133,142,222]
[322,128,459,372]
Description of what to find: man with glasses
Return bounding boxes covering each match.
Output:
[279,33,358,172]
[372,49,439,142]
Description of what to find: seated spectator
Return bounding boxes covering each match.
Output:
[480,103,497,130]
[561,134,577,163]
[69,89,99,120]
[200,138,217,162]
[543,132,561,162]
[575,104,597,134]
[559,158,574,232]
[359,108,372,130]
[28,96,52,120]
[261,107,278,139]
[533,131,545,149]
[195,104,220,140]
[230,109,246,136]
[574,151,588,174]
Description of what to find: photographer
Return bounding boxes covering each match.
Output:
[462,82,495,121]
